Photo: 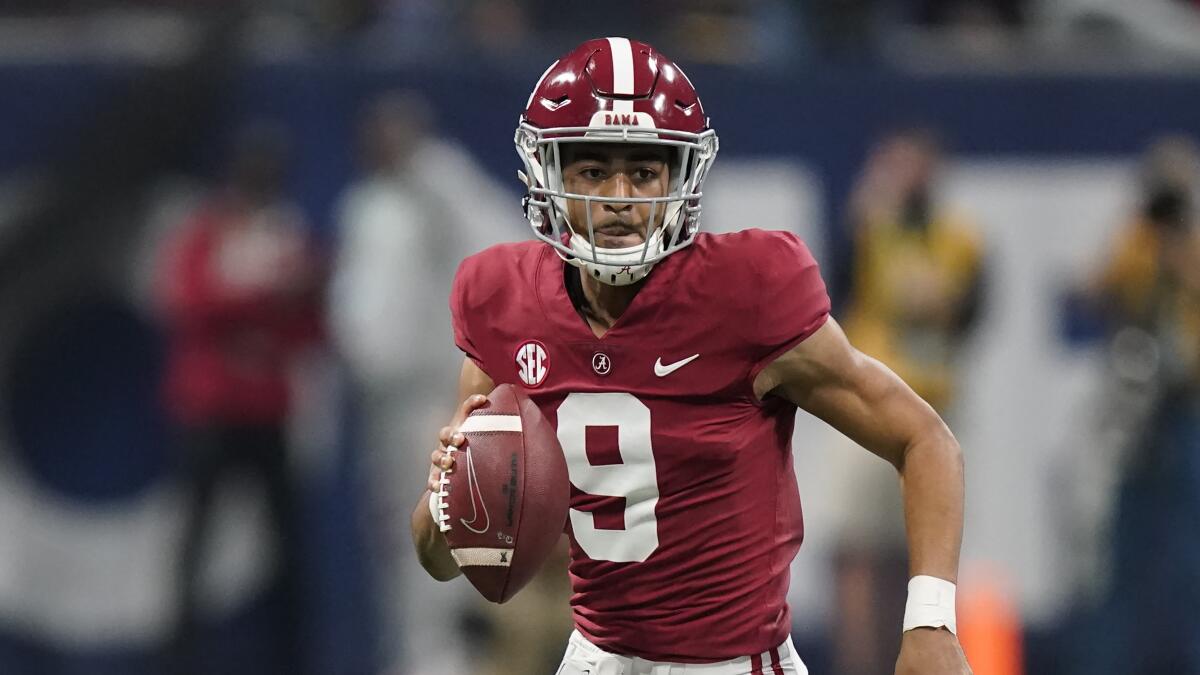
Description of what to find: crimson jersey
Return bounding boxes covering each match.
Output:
[450,229,830,662]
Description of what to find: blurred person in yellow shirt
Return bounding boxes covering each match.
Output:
[844,128,985,413]
[830,128,985,675]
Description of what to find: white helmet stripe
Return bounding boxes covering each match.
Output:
[606,37,634,114]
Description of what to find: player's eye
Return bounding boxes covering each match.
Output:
[634,167,659,181]
[580,167,606,180]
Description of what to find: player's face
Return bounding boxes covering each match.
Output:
[560,143,672,249]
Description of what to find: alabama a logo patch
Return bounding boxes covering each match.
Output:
[515,340,549,387]
[592,352,612,376]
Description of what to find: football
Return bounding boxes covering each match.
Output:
[437,383,569,603]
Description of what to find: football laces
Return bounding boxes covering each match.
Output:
[435,444,456,533]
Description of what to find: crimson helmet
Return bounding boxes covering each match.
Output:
[515,37,719,285]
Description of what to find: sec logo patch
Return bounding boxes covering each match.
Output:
[515,340,549,387]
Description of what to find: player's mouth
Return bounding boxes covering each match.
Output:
[593,223,643,247]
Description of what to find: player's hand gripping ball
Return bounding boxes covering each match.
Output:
[435,383,569,603]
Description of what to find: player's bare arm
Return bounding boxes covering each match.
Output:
[410,357,494,582]
[755,317,971,674]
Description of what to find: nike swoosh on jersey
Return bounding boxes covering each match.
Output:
[654,354,700,377]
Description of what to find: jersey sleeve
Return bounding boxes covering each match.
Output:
[746,231,831,380]
[449,256,486,370]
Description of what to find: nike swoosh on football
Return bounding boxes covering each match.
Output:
[459,449,491,534]
[654,354,700,377]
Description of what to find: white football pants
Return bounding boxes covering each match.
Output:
[555,630,809,675]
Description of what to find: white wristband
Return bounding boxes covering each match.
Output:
[903,575,957,634]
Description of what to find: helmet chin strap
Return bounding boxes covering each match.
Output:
[566,228,666,286]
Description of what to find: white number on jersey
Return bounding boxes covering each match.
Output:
[556,392,659,562]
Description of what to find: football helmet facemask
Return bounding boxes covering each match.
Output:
[515,37,719,286]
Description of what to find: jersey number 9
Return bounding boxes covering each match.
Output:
[557,392,660,563]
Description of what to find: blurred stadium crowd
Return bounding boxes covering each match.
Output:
[6,0,1200,67]
[1,2,1199,675]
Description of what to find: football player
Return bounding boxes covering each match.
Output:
[412,38,970,675]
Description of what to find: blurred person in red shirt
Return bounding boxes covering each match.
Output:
[158,123,323,675]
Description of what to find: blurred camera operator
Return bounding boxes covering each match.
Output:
[1097,135,1200,385]
[1079,134,1200,675]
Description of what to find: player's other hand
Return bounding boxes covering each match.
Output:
[425,394,489,494]
[895,628,972,675]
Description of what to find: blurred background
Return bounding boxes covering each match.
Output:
[1,1,1199,674]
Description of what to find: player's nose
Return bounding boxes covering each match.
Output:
[600,173,634,212]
